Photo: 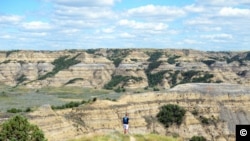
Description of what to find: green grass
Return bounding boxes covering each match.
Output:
[0,85,121,112]
[71,133,181,141]
[134,134,181,141]
[71,132,129,141]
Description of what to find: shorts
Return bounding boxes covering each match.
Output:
[123,124,129,130]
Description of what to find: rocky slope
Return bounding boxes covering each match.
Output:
[25,83,250,141]
[0,49,250,89]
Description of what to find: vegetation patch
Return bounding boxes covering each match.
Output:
[71,132,129,141]
[0,60,11,64]
[107,49,131,67]
[16,74,28,85]
[201,60,215,66]
[226,52,250,65]
[7,108,23,113]
[167,55,181,64]
[51,100,86,110]
[38,54,81,80]
[86,49,99,54]
[6,107,33,113]
[190,136,206,141]
[147,70,169,87]
[134,133,181,141]
[146,61,162,73]
[5,50,20,57]
[65,78,84,85]
[178,71,214,85]
[0,115,47,141]
[130,58,138,62]
[147,51,163,62]
[104,75,143,90]
[157,104,186,127]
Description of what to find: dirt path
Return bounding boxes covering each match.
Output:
[130,135,136,141]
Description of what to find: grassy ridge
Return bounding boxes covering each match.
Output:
[71,132,181,141]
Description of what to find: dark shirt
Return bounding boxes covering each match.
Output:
[123,116,129,124]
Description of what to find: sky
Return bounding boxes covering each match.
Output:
[0,0,250,51]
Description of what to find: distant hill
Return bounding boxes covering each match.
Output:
[0,49,249,90]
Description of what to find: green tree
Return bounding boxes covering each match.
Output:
[156,104,186,127]
[0,115,47,141]
[190,136,206,141]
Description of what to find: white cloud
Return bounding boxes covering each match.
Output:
[127,5,185,21]
[53,0,117,7]
[185,18,213,25]
[118,19,168,31]
[184,4,204,13]
[21,21,52,31]
[196,0,250,6]
[0,35,13,39]
[120,32,135,38]
[54,6,116,19]
[0,15,22,24]
[201,34,233,42]
[102,27,115,33]
[219,7,250,17]
[183,39,202,44]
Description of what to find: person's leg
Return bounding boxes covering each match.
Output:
[123,124,126,134]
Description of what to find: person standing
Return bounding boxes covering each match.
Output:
[122,113,129,134]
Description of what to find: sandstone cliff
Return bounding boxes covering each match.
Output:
[26,83,250,141]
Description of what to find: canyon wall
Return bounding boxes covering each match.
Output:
[27,83,250,141]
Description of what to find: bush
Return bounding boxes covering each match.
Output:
[190,136,206,141]
[156,104,186,127]
[52,100,86,110]
[0,115,47,141]
[153,87,160,91]
[7,108,23,113]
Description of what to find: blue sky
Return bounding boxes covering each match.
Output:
[0,0,250,51]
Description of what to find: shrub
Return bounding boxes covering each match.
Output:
[156,104,186,127]
[200,116,210,125]
[130,58,138,62]
[153,87,160,91]
[25,107,32,112]
[114,87,126,93]
[190,136,206,141]
[52,101,84,110]
[7,108,23,113]
[191,109,199,116]
[0,115,47,141]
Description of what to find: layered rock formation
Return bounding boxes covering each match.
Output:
[26,83,250,141]
[0,49,249,89]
